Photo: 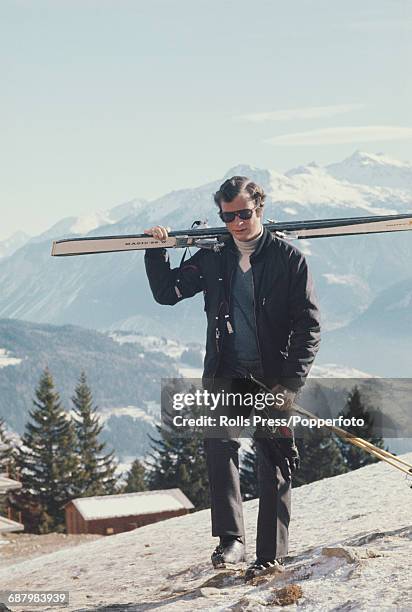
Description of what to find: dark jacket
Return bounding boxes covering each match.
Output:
[144,227,321,391]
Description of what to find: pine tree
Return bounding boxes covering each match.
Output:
[0,418,18,478]
[240,440,259,501]
[146,426,210,510]
[72,372,118,497]
[0,418,19,516]
[336,386,386,471]
[293,428,348,487]
[11,369,79,533]
[123,459,147,493]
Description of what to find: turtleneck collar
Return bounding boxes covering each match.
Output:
[233,226,264,272]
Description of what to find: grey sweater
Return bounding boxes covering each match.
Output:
[221,230,263,369]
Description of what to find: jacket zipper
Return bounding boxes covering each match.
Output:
[212,261,236,382]
[251,264,264,374]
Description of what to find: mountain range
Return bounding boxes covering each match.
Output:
[0,319,204,459]
[0,231,31,259]
[0,150,411,373]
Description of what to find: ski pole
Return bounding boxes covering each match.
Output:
[333,432,412,471]
[291,403,412,475]
[249,375,412,476]
[331,434,412,475]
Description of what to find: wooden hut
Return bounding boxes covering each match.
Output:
[0,474,24,533]
[65,488,194,535]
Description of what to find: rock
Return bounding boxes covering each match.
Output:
[199,570,239,588]
[230,596,266,611]
[322,546,360,563]
[266,584,303,606]
[198,587,221,597]
[248,575,269,587]
[363,548,383,559]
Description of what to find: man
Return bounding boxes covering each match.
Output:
[144,176,321,580]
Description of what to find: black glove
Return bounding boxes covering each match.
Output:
[254,427,300,483]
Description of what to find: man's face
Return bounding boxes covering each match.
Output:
[220,193,263,242]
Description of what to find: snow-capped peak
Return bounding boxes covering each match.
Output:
[223,164,258,179]
[339,150,412,169]
[0,231,31,259]
[69,212,114,235]
[327,150,412,191]
[268,164,403,215]
[35,198,147,241]
[284,161,320,178]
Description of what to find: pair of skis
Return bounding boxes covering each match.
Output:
[51,213,412,256]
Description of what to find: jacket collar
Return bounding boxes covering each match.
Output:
[251,226,273,261]
[223,226,272,262]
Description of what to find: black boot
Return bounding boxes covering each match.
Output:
[244,557,285,582]
[211,536,246,569]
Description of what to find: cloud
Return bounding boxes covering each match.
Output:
[237,104,364,123]
[265,126,412,146]
[323,274,358,286]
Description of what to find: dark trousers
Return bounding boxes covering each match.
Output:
[204,437,291,561]
[204,361,292,561]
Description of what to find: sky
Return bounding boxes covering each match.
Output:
[1,0,412,240]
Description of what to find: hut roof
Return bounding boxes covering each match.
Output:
[0,515,24,533]
[66,489,194,520]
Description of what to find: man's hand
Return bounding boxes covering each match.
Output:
[271,384,296,412]
[144,225,171,242]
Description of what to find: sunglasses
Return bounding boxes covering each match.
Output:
[219,206,259,223]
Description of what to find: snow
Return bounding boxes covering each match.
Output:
[269,164,410,215]
[109,332,187,360]
[98,405,157,425]
[327,150,412,190]
[71,489,194,520]
[345,150,412,169]
[0,230,30,258]
[3,454,412,610]
[70,212,114,235]
[178,366,203,378]
[322,273,369,290]
[0,516,24,533]
[310,363,374,378]
[0,475,22,494]
[0,348,22,368]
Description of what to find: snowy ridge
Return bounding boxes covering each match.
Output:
[327,150,412,190]
[2,453,411,610]
[269,163,410,215]
[0,348,22,369]
[35,198,147,241]
[109,332,188,360]
[0,231,30,259]
[98,406,157,425]
[310,363,373,378]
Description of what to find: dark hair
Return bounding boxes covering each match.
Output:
[213,176,266,210]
